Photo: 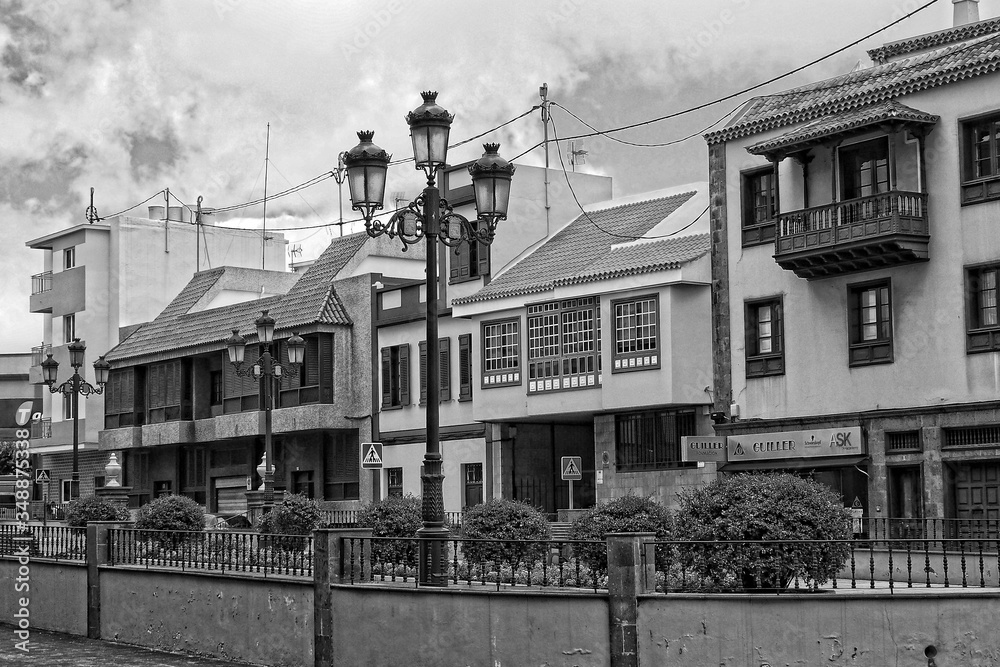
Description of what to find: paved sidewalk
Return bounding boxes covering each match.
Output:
[0,626,251,666]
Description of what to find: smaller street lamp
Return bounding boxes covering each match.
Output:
[41,338,110,500]
[225,310,305,501]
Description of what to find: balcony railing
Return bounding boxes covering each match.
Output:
[30,417,52,439]
[774,190,929,279]
[31,271,52,295]
[31,344,51,367]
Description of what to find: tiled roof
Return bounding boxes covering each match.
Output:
[867,17,1000,64]
[105,233,373,364]
[745,100,939,155]
[453,192,699,305]
[705,29,1000,145]
[555,233,710,287]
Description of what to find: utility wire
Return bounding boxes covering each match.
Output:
[96,189,166,221]
[550,114,709,241]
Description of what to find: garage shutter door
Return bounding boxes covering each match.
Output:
[215,477,248,516]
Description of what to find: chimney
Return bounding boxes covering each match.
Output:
[953,0,980,26]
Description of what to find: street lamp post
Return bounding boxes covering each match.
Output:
[40,338,111,500]
[344,91,515,586]
[225,310,306,504]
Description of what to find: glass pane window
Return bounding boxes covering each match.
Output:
[527,299,600,392]
[614,298,657,355]
[757,305,773,353]
[848,280,893,366]
[484,320,519,371]
[973,122,998,179]
[979,269,998,327]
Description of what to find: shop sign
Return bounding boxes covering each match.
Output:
[727,426,863,462]
[681,436,728,462]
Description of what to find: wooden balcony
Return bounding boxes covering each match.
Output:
[774,191,929,279]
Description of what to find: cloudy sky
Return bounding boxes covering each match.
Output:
[0,0,975,350]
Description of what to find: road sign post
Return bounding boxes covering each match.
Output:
[560,456,583,511]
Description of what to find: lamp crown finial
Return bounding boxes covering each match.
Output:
[420,91,438,102]
[483,143,501,154]
[356,130,375,143]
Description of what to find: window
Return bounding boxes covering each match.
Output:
[104,367,139,428]
[481,318,520,387]
[61,479,78,503]
[418,337,451,405]
[63,393,75,420]
[386,467,403,497]
[463,463,483,507]
[449,225,490,283]
[64,247,76,270]
[615,409,697,471]
[147,359,188,422]
[458,333,473,401]
[380,344,410,408]
[64,314,76,343]
[961,113,1000,204]
[840,138,889,200]
[180,446,206,505]
[966,263,1000,353]
[527,298,600,393]
[741,167,776,246]
[745,297,784,377]
[292,471,314,499]
[210,370,223,406]
[324,433,359,500]
[612,295,658,373]
[886,430,921,452]
[848,279,893,366]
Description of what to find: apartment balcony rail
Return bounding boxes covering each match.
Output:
[31,271,53,295]
[774,190,929,279]
[30,417,52,440]
[31,343,52,367]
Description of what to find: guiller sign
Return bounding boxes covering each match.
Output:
[727,426,864,462]
[681,436,727,462]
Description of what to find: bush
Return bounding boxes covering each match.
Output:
[65,495,131,526]
[134,494,205,532]
[460,499,550,568]
[257,493,322,535]
[570,494,673,574]
[357,494,422,564]
[672,473,852,591]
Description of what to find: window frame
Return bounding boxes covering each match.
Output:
[839,137,890,201]
[64,246,76,270]
[64,313,76,343]
[380,343,410,409]
[481,317,521,388]
[744,296,785,378]
[449,223,490,284]
[418,337,451,405]
[527,297,601,393]
[458,333,473,402]
[965,261,1000,353]
[847,278,894,367]
[740,166,777,247]
[324,433,360,501]
[386,467,403,497]
[611,294,659,373]
[614,409,698,472]
[960,111,1000,205]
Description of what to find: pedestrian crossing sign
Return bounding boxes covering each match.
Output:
[35,469,51,483]
[561,456,583,481]
[361,442,383,469]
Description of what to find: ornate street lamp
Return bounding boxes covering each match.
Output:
[225,311,305,502]
[41,338,110,500]
[344,91,514,586]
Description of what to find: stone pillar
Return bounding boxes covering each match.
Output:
[95,485,132,509]
[606,532,656,667]
[314,528,372,667]
[245,490,274,526]
[86,520,132,640]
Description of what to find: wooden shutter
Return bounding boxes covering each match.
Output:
[848,290,861,345]
[458,333,472,401]
[476,241,490,278]
[439,337,451,402]
[451,244,470,281]
[319,334,334,403]
[380,347,392,408]
[398,344,410,406]
[305,336,320,387]
[773,302,783,353]
[418,340,428,405]
[744,303,758,356]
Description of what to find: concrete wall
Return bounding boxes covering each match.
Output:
[638,593,1000,666]
[0,559,87,636]
[100,568,313,667]
[329,586,609,667]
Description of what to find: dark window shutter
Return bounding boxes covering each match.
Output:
[305,337,320,387]
[439,337,451,402]
[476,242,490,278]
[744,304,758,356]
[106,371,121,415]
[450,245,464,280]
[418,340,428,405]
[319,334,334,403]
[458,334,472,401]
[848,291,861,345]
[773,302,783,353]
[380,347,392,408]
[398,343,410,406]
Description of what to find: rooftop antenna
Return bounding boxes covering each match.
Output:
[289,243,303,260]
[539,83,551,236]
[85,187,99,223]
[261,122,270,271]
[569,140,588,172]
[196,195,203,272]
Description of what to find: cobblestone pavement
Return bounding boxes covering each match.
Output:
[0,626,251,666]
